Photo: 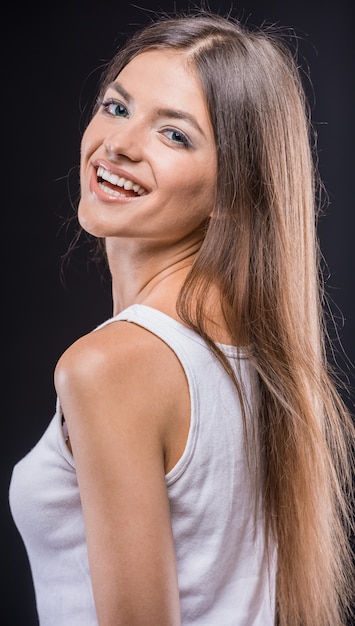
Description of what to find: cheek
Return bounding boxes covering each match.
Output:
[79,130,90,179]
[161,151,216,195]
[80,119,101,163]
[80,125,94,160]
[175,159,217,209]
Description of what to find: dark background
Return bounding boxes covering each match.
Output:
[3,1,354,624]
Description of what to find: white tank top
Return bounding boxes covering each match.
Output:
[9,304,276,625]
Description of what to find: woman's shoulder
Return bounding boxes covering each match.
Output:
[54,318,190,473]
[54,318,184,403]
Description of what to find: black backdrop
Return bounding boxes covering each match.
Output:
[3,1,354,624]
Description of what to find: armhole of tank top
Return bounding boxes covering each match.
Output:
[123,318,200,486]
[55,398,76,467]
[106,310,201,486]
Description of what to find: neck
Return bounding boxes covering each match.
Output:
[105,236,202,319]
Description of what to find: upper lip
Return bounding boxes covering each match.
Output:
[93,160,150,194]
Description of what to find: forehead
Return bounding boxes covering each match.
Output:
[113,49,209,116]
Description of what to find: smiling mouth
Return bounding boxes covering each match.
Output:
[97,166,148,197]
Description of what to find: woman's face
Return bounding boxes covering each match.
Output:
[79,49,217,245]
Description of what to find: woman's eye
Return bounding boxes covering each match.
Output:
[100,99,129,118]
[164,129,190,147]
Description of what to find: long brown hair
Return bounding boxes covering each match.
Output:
[94,11,355,625]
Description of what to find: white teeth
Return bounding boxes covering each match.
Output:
[97,166,147,196]
[98,183,126,197]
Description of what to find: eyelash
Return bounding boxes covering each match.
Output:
[98,98,128,117]
[163,129,190,148]
[97,97,191,148]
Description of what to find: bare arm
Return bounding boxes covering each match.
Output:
[54,322,186,626]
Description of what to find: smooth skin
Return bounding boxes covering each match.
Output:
[54,50,218,625]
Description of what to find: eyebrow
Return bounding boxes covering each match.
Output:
[108,81,206,137]
[156,108,205,137]
[109,81,133,105]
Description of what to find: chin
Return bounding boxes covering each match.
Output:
[77,213,107,238]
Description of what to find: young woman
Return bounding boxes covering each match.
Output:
[9,10,354,626]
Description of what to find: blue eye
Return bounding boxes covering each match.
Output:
[99,98,129,118]
[165,129,190,147]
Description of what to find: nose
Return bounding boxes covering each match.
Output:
[103,119,144,162]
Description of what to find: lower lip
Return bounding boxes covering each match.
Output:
[89,169,143,203]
